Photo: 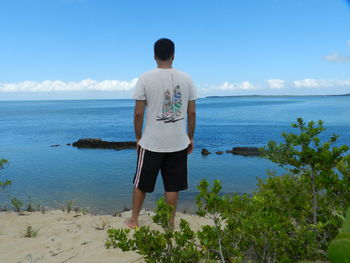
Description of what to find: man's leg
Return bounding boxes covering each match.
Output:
[127,148,162,228]
[126,187,146,228]
[162,149,188,229]
[165,191,179,229]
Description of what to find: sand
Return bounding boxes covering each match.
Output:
[0,209,212,263]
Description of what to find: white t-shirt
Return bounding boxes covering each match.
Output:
[132,68,197,152]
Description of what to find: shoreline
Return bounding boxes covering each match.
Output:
[0,209,212,263]
[0,193,202,216]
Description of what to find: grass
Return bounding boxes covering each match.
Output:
[23,225,40,238]
[11,197,23,213]
[61,200,74,213]
[60,200,90,214]
[26,196,34,212]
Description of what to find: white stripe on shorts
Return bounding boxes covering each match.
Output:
[134,148,145,188]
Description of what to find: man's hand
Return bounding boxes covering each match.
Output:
[188,138,194,154]
[136,138,141,151]
[187,100,196,154]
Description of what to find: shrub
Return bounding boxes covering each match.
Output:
[106,198,203,263]
[106,176,325,262]
[11,197,23,213]
[328,206,350,262]
[23,225,40,238]
[106,118,350,262]
[62,200,74,213]
[0,159,11,189]
[262,118,350,250]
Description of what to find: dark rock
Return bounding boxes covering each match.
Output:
[215,151,224,155]
[50,144,60,147]
[66,143,71,146]
[228,147,261,156]
[72,138,136,150]
[201,148,211,155]
[122,205,130,212]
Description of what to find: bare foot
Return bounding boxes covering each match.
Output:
[125,219,138,229]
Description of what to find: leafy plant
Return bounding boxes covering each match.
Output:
[106,197,203,263]
[196,176,324,262]
[11,197,23,212]
[26,196,34,212]
[262,118,350,254]
[62,200,74,213]
[106,118,350,262]
[0,158,11,189]
[107,177,323,262]
[262,118,349,225]
[35,204,46,214]
[23,225,40,238]
[328,206,350,263]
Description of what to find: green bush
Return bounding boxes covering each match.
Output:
[106,118,350,262]
[262,118,350,250]
[106,176,323,262]
[0,159,11,189]
[328,207,350,263]
[106,198,203,263]
[11,197,23,212]
[196,176,322,262]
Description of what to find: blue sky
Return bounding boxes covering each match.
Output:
[0,0,350,100]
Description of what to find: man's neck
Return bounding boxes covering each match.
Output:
[156,59,173,69]
[157,64,173,69]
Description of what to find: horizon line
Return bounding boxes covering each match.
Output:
[1,93,350,102]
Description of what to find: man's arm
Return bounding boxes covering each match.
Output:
[187,100,196,154]
[134,100,146,146]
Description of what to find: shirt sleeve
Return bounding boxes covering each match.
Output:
[188,78,197,101]
[132,77,146,100]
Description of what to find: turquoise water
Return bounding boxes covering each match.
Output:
[1,96,350,213]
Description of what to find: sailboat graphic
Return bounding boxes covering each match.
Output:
[157,85,184,123]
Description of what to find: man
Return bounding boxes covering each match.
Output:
[126,38,197,229]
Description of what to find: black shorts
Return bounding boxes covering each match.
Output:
[132,147,188,193]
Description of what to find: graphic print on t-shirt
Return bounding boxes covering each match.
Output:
[157,85,184,123]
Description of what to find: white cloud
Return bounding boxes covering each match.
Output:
[215,81,257,91]
[294,78,350,88]
[267,79,284,89]
[294,79,322,88]
[324,41,350,63]
[0,78,138,92]
[324,53,350,63]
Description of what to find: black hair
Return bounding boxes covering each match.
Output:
[154,38,175,61]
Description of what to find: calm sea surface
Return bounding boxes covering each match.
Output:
[1,96,350,214]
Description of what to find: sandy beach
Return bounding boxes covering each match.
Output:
[0,209,212,263]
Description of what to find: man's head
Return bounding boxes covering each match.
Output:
[154,38,175,62]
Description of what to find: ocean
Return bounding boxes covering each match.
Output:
[1,96,350,214]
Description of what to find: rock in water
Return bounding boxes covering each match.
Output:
[227,147,261,156]
[72,138,136,150]
[201,148,211,155]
